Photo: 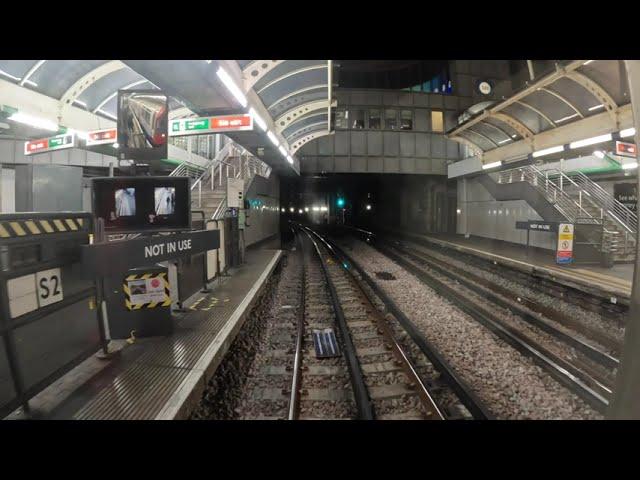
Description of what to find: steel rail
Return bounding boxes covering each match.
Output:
[304,226,492,420]
[368,238,611,414]
[288,230,305,420]
[300,227,374,420]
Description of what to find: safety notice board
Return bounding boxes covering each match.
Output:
[556,223,574,265]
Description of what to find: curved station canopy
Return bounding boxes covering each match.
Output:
[0,60,334,175]
[447,60,634,165]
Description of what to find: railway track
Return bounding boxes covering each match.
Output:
[338,229,615,414]
[301,226,493,420]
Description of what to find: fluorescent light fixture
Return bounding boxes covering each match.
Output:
[298,209,303,214]
[206,60,213,64]
[456,209,462,214]
[532,145,565,158]
[289,207,294,212]
[569,133,612,149]
[588,104,604,111]
[73,99,88,107]
[281,208,285,212]
[249,107,267,131]
[278,145,287,157]
[97,109,117,120]
[498,139,510,144]
[366,204,372,211]
[304,207,309,212]
[8,112,58,131]
[620,127,636,138]
[23,80,38,87]
[555,113,579,123]
[267,130,280,147]
[584,60,594,65]
[593,150,605,159]
[312,206,320,212]
[216,66,247,107]
[622,162,638,170]
[0,69,21,81]
[286,155,293,164]
[482,160,502,170]
[320,206,328,212]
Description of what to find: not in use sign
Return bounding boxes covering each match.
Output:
[556,223,574,265]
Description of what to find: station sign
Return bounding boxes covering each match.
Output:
[556,223,574,265]
[24,133,75,156]
[86,128,117,146]
[169,114,253,137]
[616,141,637,158]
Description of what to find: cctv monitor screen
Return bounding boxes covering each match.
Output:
[117,90,168,162]
[93,177,191,233]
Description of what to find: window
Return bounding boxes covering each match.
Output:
[385,109,397,130]
[369,109,381,129]
[352,109,365,129]
[431,110,444,133]
[335,109,348,129]
[400,110,413,130]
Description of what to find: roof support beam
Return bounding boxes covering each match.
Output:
[286,121,328,142]
[267,84,328,110]
[20,60,46,86]
[275,99,336,133]
[464,128,499,148]
[539,87,584,119]
[565,70,619,126]
[59,61,127,120]
[290,130,333,155]
[256,64,327,95]
[492,112,534,141]
[242,60,286,91]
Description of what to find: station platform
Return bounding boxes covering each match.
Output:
[390,231,633,303]
[5,247,282,420]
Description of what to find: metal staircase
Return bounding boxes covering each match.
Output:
[170,140,271,221]
[492,165,637,262]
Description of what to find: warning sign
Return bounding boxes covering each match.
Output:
[556,223,574,265]
[123,272,171,310]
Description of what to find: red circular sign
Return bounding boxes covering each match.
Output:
[151,278,160,288]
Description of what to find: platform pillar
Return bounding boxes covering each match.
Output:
[609,60,640,419]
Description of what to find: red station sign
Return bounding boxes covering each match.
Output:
[24,133,75,156]
[616,141,637,158]
[210,114,252,131]
[86,128,117,146]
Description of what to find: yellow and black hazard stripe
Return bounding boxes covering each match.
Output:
[0,217,88,239]
[123,272,171,311]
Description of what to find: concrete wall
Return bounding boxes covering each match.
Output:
[0,166,15,213]
[457,177,556,250]
[244,174,280,247]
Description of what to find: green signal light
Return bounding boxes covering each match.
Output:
[337,197,345,208]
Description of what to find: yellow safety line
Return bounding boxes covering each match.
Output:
[25,220,41,235]
[76,218,84,226]
[141,273,153,279]
[9,222,26,236]
[162,299,172,306]
[65,218,78,231]
[0,223,9,238]
[39,220,54,233]
[52,219,67,232]
[126,274,138,281]
[148,302,158,308]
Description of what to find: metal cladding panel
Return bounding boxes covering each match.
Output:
[383,132,398,156]
[30,60,109,99]
[13,299,100,391]
[416,133,430,157]
[351,157,367,172]
[579,60,629,105]
[51,150,69,165]
[351,131,366,155]
[413,94,429,107]
[33,165,82,212]
[431,134,445,157]
[367,157,383,173]
[334,156,350,172]
[432,158,447,174]
[400,133,415,157]
[367,131,382,156]
[0,340,16,412]
[318,157,334,172]
[444,95,458,109]
[69,149,87,166]
[415,158,433,174]
[400,157,416,173]
[79,68,144,110]
[502,103,546,134]
[398,93,412,106]
[414,109,429,131]
[383,92,398,105]
[334,131,349,155]
[429,94,445,108]
[317,135,334,155]
[300,139,318,155]
[0,140,15,163]
[384,157,400,173]
[350,92,382,105]
[446,139,460,158]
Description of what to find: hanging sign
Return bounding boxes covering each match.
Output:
[169,114,253,137]
[86,128,117,146]
[556,223,574,265]
[24,133,75,156]
[616,141,637,158]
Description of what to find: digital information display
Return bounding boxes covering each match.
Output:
[117,90,168,162]
[92,176,191,233]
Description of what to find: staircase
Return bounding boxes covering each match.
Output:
[170,140,272,222]
[490,165,637,263]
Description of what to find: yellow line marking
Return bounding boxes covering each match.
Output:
[125,300,132,310]
[126,274,138,281]
[25,220,41,235]
[76,218,84,226]
[0,223,9,238]
[123,285,131,295]
[141,273,153,279]
[39,220,54,233]
[52,219,67,231]
[148,302,158,308]
[65,219,78,231]
[9,222,26,236]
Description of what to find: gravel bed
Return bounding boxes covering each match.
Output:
[336,236,603,420]
[404,240,625,347]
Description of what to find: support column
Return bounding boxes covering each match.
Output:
[609,60,640,419]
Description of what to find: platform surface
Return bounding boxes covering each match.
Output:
[396,232,633,301]
[6,248,282,420]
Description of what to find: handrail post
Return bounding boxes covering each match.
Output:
[579,190,582,209]
[219,161,222,187]
[198,181,202,208]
